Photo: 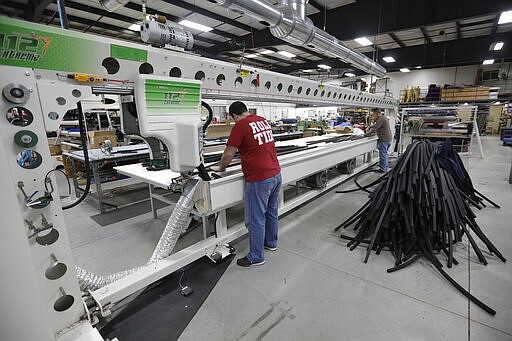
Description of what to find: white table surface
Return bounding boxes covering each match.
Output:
[114,163,181,189]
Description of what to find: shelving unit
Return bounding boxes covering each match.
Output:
[399,105,484,158]
[58,108,120,151]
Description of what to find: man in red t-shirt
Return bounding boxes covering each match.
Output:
[211,101,282,267]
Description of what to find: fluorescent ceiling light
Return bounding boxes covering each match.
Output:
[278,51,296,58]
[260,49,274,54]
[498,10,512,24]
[245,54,258,58]
[492,42,504,51]
[415,66,422,69]
[128,24,140,31]
[318,64,331,70]
[178,20,213,32]
[354,37,373,46]
[399,68,411,73]
[302,69,314,73]
[483,59,494,65]
[382,56,396,63]
[345,72,356,77]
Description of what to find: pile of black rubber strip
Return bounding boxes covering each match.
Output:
[336,139,506,315]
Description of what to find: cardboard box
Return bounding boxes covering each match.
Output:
[440,87,490,102]
[335,126,353,134]
[303,130,318,137]
[49,145,62,156]
[87,130,117,149]
[206,124,234,138]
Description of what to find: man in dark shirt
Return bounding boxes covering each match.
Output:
[211,101,282,267]
[367,108,393,172]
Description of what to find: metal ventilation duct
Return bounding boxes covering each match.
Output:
[216,0,386,77]
[99,0,130,12]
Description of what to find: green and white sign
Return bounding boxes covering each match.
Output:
[144,79,201,111]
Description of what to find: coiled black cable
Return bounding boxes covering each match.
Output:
[63,102,91,209]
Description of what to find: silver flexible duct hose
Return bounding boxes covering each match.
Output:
[75,265,144,291]
[75,179,200,291]
[149,179,200,263]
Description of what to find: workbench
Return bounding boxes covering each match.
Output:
[114,163,181,217]
[64,144,150,212]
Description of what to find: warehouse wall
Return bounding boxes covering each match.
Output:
[204,99,295,122]
[337,62,511,101]
[386,65,479,99]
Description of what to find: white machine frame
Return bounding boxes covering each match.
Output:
[0,16,396,340]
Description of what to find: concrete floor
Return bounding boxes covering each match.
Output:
[64,136,512,341]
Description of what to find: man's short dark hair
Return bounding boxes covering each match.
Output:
[229,101,248,118]
[371,108,382,114]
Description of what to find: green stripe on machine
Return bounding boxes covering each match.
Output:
[111,44,147,62]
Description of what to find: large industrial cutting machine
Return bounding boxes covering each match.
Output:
[0,15,396,340]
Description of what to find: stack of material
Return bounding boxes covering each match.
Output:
[336,139,506,315]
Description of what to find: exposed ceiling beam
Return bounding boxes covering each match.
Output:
[275,57,351,73]
[65,1,137,25]
[40,9,223,50]
[78,1,237,40]
[388,32,405,48]
[420,27,432,44]
[459,18,495,28]
[491,13,500,36]
[209,28,327,61]
[209,29,281,55]
[307,0,512,41]
[308,0,324,12]
[456,21,461,39]
[161,0,252,33]
[25,0,54,22]
[42,9,138,37]
[363,32,512,72]
[225,49,307,65]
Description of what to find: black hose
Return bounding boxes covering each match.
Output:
[335,168,385,194]
[45,168,71,195]
[201,101,213,133]
[63,102,91,210]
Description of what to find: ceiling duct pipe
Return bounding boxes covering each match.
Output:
[99,0,130,12]
[216,0,386,77]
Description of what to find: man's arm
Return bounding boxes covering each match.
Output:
[211,145,238,172]
[368,116,384,133]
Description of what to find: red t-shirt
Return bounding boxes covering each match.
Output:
[227,115,281,182]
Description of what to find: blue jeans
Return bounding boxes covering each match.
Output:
[378,140,391,172]
[244,173,282,262]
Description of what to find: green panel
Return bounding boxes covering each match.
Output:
[0,17,149,74]
[111,44,147,62]
[145,79,200,111]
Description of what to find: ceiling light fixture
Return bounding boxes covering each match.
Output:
[278,51,296,58]
[178,20,213,32]
[128,24,141,31]
[399,68,411,73]
[318,64,331,70]
[498,10,512,24]
[382,56,396,63]
[483,59,494,65]
[302,69,314,73]
[260,49,274,54]
[415,66,422,69]
[345,72,355,77]
[491,42,504,51]
[245,54,259,59]
[354,37,373,46]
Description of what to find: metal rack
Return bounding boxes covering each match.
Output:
[398,105,484,158]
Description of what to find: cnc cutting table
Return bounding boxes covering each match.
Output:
[64,144,150,212]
